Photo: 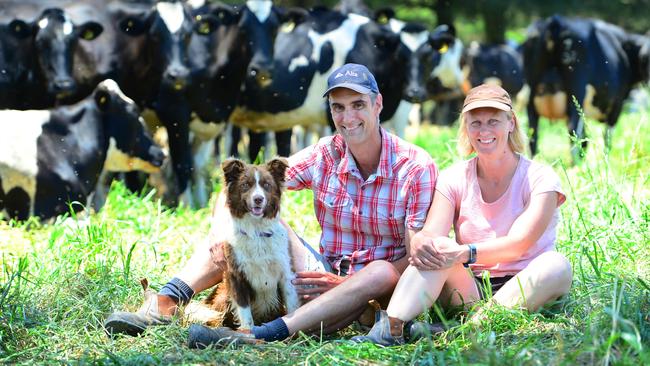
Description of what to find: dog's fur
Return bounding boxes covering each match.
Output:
[201,158,299,330]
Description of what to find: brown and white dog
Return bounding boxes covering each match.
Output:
[201,158,300,330]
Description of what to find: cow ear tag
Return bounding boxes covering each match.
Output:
[83,29,95,40]
[377,14,388,25]
[197,21,211,35]
[280,21,295,33]
[439,43,449,53]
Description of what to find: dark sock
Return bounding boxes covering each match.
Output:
[252,318,290,342]
[159,277,194,305]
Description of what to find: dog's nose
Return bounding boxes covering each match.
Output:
[254,196,264,205]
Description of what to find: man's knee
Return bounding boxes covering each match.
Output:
[361,260,401,292]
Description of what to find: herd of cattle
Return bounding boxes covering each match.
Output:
[0,0,648,221]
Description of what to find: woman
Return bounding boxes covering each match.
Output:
[353,84,573,346]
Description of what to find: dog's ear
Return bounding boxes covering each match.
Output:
[222,158,246,186]
[266,158,289,184]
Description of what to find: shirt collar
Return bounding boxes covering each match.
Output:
[335,127,394,180]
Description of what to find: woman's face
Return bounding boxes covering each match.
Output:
[465,107,514,157]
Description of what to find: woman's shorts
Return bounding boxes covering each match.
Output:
[474,275,515,300]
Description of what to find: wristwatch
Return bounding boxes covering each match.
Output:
[463,243,477,268]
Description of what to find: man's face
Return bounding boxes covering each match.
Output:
[328,88,383,145]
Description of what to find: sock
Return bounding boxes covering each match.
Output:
[159,277,194,305]
[251,318,290,342]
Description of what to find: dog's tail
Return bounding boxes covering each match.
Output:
[183,301,225,326]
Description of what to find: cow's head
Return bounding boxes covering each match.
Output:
[116,1,218,92]
[0,18,34,95]
[93,79,165,173]
[32,8,103,99]
[428,24,463,91]
[394,22,457,103]
[237,1,308,88]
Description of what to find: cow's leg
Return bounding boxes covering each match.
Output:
[248,131,267,163]
[527,92,541,156]
[604,101,623,152]
[157,100,193,208]
[192,138,215,208]
[228,124,242,158]
[275,129,292,157]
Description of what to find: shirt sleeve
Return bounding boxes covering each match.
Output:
[434,164,462,209]
[285,144,317,191]
[405,161,438,230]
[530,164,566,207]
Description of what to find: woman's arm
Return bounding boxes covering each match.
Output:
[408,191,456,269]
[466,191,559,264]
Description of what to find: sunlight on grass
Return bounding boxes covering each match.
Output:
[1,99,649,364]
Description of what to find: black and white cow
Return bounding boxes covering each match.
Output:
[185,0,300,207]
[0,9,35,108]
[1,0,104,109]
[0,79,164,221]
[464,41,525,98]
[522,15,650,157]
[107,0,218,207]
[230,6,459,160]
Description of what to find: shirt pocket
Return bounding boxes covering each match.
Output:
[376,207,406,237]
[319,189,353,231]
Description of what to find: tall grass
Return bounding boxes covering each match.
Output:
[0,100,649,364]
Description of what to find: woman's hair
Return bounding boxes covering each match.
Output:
[456,109,528,157]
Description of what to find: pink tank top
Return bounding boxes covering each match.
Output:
[436,155,566,277]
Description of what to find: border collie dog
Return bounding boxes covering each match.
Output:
[203,158,299,329]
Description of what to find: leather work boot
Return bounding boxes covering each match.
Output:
[187,324,262,349]
[350,310,405,346]
[406,321,447,342]
[104,278,173,337]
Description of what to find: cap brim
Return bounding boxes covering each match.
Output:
[323,83,373,97]
[462,100,511,114]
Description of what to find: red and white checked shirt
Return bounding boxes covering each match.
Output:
[286,128,438,274]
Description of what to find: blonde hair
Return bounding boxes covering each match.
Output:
[456,109,528,157]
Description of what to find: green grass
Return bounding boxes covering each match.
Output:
[1,100,649,365]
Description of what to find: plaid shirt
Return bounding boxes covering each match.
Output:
[286,128,437,274]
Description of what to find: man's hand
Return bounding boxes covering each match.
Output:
[291,271,345,302]
[409,231,445,270]
[208,240,228,273]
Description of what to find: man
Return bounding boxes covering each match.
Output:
[104,63,438,345]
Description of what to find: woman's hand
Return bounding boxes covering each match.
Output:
[292,271,345,302]
[409,231,445,270]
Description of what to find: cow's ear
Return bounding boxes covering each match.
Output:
[430,25,456,54]
[375,31,399,51]
[118,16,147,36]
[211,4,235,26]
[94,89,111,111]
[194,14,218,35]
[78,22,103,41]
[221,158,246,186]
[266,158,288,184]
[374,7,395,25]
[278,7,308,32]
[9,19,32,39]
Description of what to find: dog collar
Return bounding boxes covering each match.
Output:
[239,229,273,238]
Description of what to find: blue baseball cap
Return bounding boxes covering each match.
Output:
[323,63,379,97]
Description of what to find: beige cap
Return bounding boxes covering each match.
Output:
[462,84,512,114]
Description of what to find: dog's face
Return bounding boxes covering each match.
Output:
[222,158,289,219]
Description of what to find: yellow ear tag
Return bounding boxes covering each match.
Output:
[14,24,22,33]
[99,96,107,105]
[280,21,295,33]
[128,20,134,28]
[198,21,210,34]
[439,43,449,53]
[195,15,202,21]
[378,15,388,25]
[83,30,95,40]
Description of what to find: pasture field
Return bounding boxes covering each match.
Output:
[1,100,649,365]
